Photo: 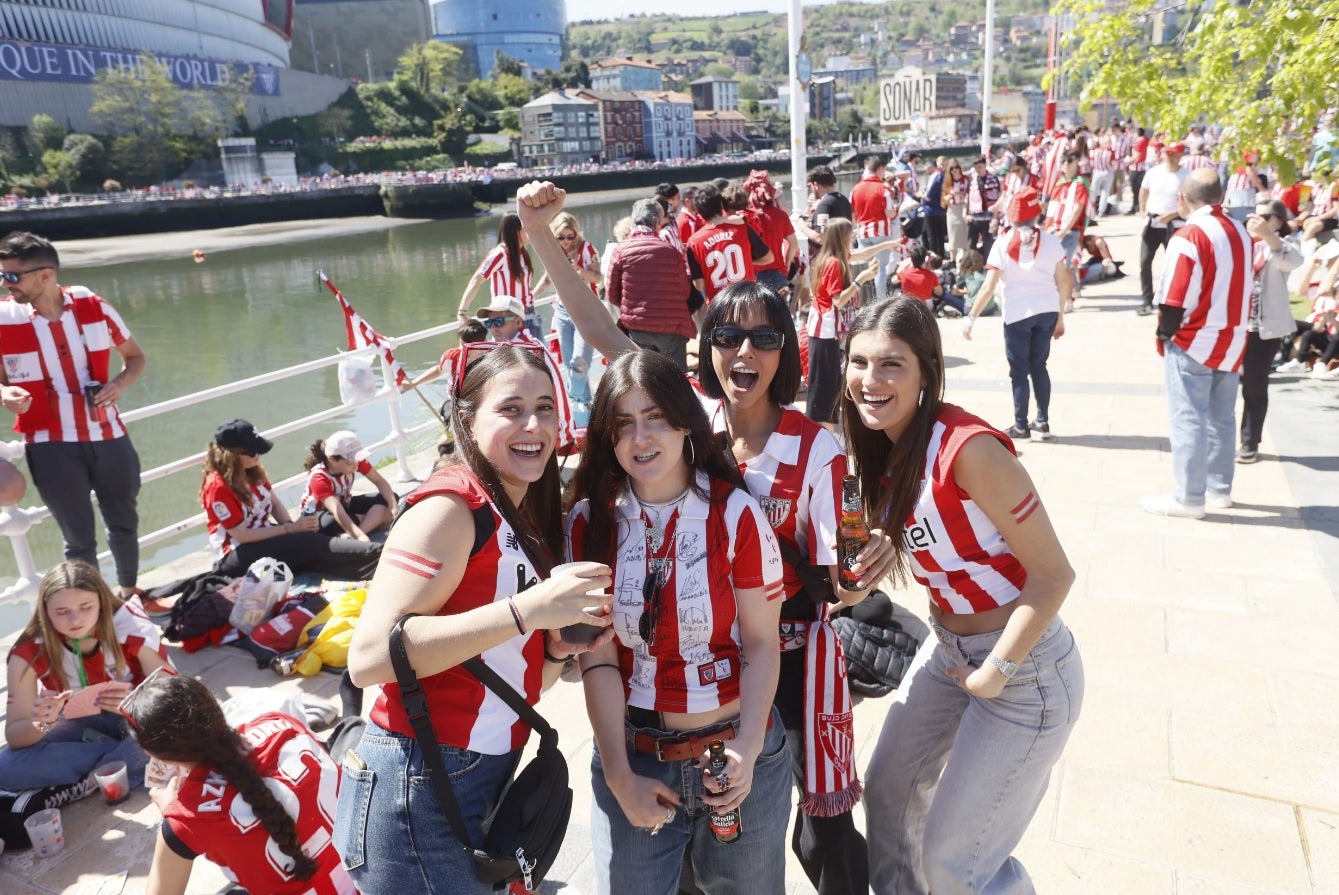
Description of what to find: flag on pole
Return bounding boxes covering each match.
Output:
[319,271,407,388]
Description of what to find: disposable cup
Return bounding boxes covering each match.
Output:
[24,807,63,857]
[94,760,130,805]
[551,561,608,646]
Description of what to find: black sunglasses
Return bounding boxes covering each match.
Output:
[638,563,667,647]
[483,316,516,329]
[0,266,53,285]
[708,326,785,351]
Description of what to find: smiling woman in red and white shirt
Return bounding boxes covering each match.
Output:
[568,349,792,895]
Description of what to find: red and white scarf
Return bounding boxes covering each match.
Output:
[783,604,862,816]
[1004,225,1042,268]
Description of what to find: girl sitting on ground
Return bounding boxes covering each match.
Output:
[299,430,397,541]
[201,419,382,580]
[0,560,172,792]
[123,673,355,895]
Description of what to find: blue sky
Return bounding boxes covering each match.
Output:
[565,0,865,25]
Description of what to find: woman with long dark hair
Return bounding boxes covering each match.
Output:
[455,212,542,337]
[335,343,613,895]
[841,298,1083,895]
[123,673,352,895]
[569,350,791,895]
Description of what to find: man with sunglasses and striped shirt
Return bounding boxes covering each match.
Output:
[0,231,146,599]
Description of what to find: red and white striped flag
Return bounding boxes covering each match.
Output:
[319,271,406,388]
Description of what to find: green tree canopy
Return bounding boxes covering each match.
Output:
[26,115,66,156]
[1056,0,1339,178]
[396,41,463,95]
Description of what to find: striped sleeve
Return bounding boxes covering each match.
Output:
[730,492,786,601]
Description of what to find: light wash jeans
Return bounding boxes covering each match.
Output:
[857,234,897,299]
[333,720,522,895]
[1090,170,1115,216]
[1163,341,1238,506]
[0,710,146,791]
[590,706,792,895]
[865,618,1083,895]
[553,301,593,404]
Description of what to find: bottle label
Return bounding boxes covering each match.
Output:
[710,809,741,842]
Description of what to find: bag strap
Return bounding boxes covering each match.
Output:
[389,615,475,849]
[460,656,557,744]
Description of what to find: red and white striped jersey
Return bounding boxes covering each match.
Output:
[1091,146,1115,173]
[1310,180,1338,216]
[202,471,278,557]
[567,474,784,714]
[0,287,132,443]
[1002,170,1038,203]
[9,595,173,691]
[677,210,705,244]
[807,257,848,340]
[851,174,896,239]
[1040,135,1070,199]
[474,244,535,314]
[299,458,374,514]
[1226,169,1258,194]
[1044,179,1090,235]
[1181,153,1216,171]
[370,465,545,754]
[707,404,845,601]
[1128,135,1149,173]
[162,714,355,895]
[1155,204,1253,371]
[659,221,686,257]
[904,404,1028,614]
[571,239,602,296]
[687,222,758,300]
[1113,132,1132,171]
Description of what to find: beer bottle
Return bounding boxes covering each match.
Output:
[707,739,740,843]
[838,475,871,591]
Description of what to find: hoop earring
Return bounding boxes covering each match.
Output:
[684,436,696,466]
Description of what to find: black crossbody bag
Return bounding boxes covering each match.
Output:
[389,615,572,892]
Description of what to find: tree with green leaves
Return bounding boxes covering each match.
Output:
[26,115,66,157]
[61,134,106,190]
[89,56,187,183]
[1055,0,1339,179]
[41,149,78,193]
[396,41,463,95]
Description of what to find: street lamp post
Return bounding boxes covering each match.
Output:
[788,0,808,215]
[980,0,996,158]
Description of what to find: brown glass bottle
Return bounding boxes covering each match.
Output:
[707,739,740,843]
[838,475,871,591]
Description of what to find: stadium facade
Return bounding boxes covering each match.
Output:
[0,0,294,68]
[430,0,564,77]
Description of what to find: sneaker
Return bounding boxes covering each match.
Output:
[1277,358,1308,373]
[1030,420,1055,442]
[1005,424,1030,439]
[1312,364,1339,380]
[1139,494,1206,519]
[1206,491,1233,509]
[1236,447,1259,464]
[941,306,963,318]
[1103,260,1117,277]
[1135,305,1154,316]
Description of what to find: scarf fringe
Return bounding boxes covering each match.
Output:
[799,779,864,818]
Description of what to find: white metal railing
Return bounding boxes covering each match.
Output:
[0,301,554,608]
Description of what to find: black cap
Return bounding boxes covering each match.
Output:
[213,419,272,454]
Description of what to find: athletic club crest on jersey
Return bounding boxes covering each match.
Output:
[758,496,793,529]
[818,711,853,776]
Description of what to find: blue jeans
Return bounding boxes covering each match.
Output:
[1058,230,1080,266]
[1003,312,1058,429]
[590,707,792,895]
[333,720,522,895]
[1163,342,1238,506]
[0,711,146,791]
[524,310,543,340]
[553,301,593,404]
[857,235,896,298]
[865,619,1084,895]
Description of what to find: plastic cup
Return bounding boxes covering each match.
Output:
[24,807,63,857]
[94,760,130,805]
[551,561,608,646]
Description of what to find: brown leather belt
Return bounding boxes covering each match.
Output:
[628,713,773,762]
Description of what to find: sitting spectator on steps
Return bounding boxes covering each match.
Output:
[202,419,381,579]
[298,430,396,541]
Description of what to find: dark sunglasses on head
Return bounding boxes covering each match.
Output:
[1,266,53,285]
[708,326,786,351]
[454,340,546,392]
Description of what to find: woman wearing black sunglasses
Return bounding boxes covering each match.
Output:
[568,350,791,895]
[518,182,897,895]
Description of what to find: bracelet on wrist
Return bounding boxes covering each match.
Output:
[544,644,574,664]
[507,598,527,636]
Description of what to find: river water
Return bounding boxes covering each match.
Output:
[0,193,641,634]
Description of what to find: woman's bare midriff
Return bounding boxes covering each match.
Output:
[929,600,1017,637]
[656,698,743,733]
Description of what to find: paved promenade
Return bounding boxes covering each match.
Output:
[1,213,1335,894]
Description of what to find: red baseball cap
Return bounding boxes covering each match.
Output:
[1006,187,1043,223]
[1165,142,1187,154]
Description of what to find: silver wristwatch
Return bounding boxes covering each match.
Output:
[986,653,1018,679]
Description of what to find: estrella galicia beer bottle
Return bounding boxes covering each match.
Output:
[838,475,871,591]
[707,739,740,843]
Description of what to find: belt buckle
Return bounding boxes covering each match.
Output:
[654,733,688,761]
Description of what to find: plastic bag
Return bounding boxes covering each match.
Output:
[227,557,291,634]
[338,354,377,405]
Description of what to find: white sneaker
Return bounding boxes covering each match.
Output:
[1206,491,1233,509]
[1311,364,1339,380]
[1140,494,1206,519]
[1277,358,1308,373]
